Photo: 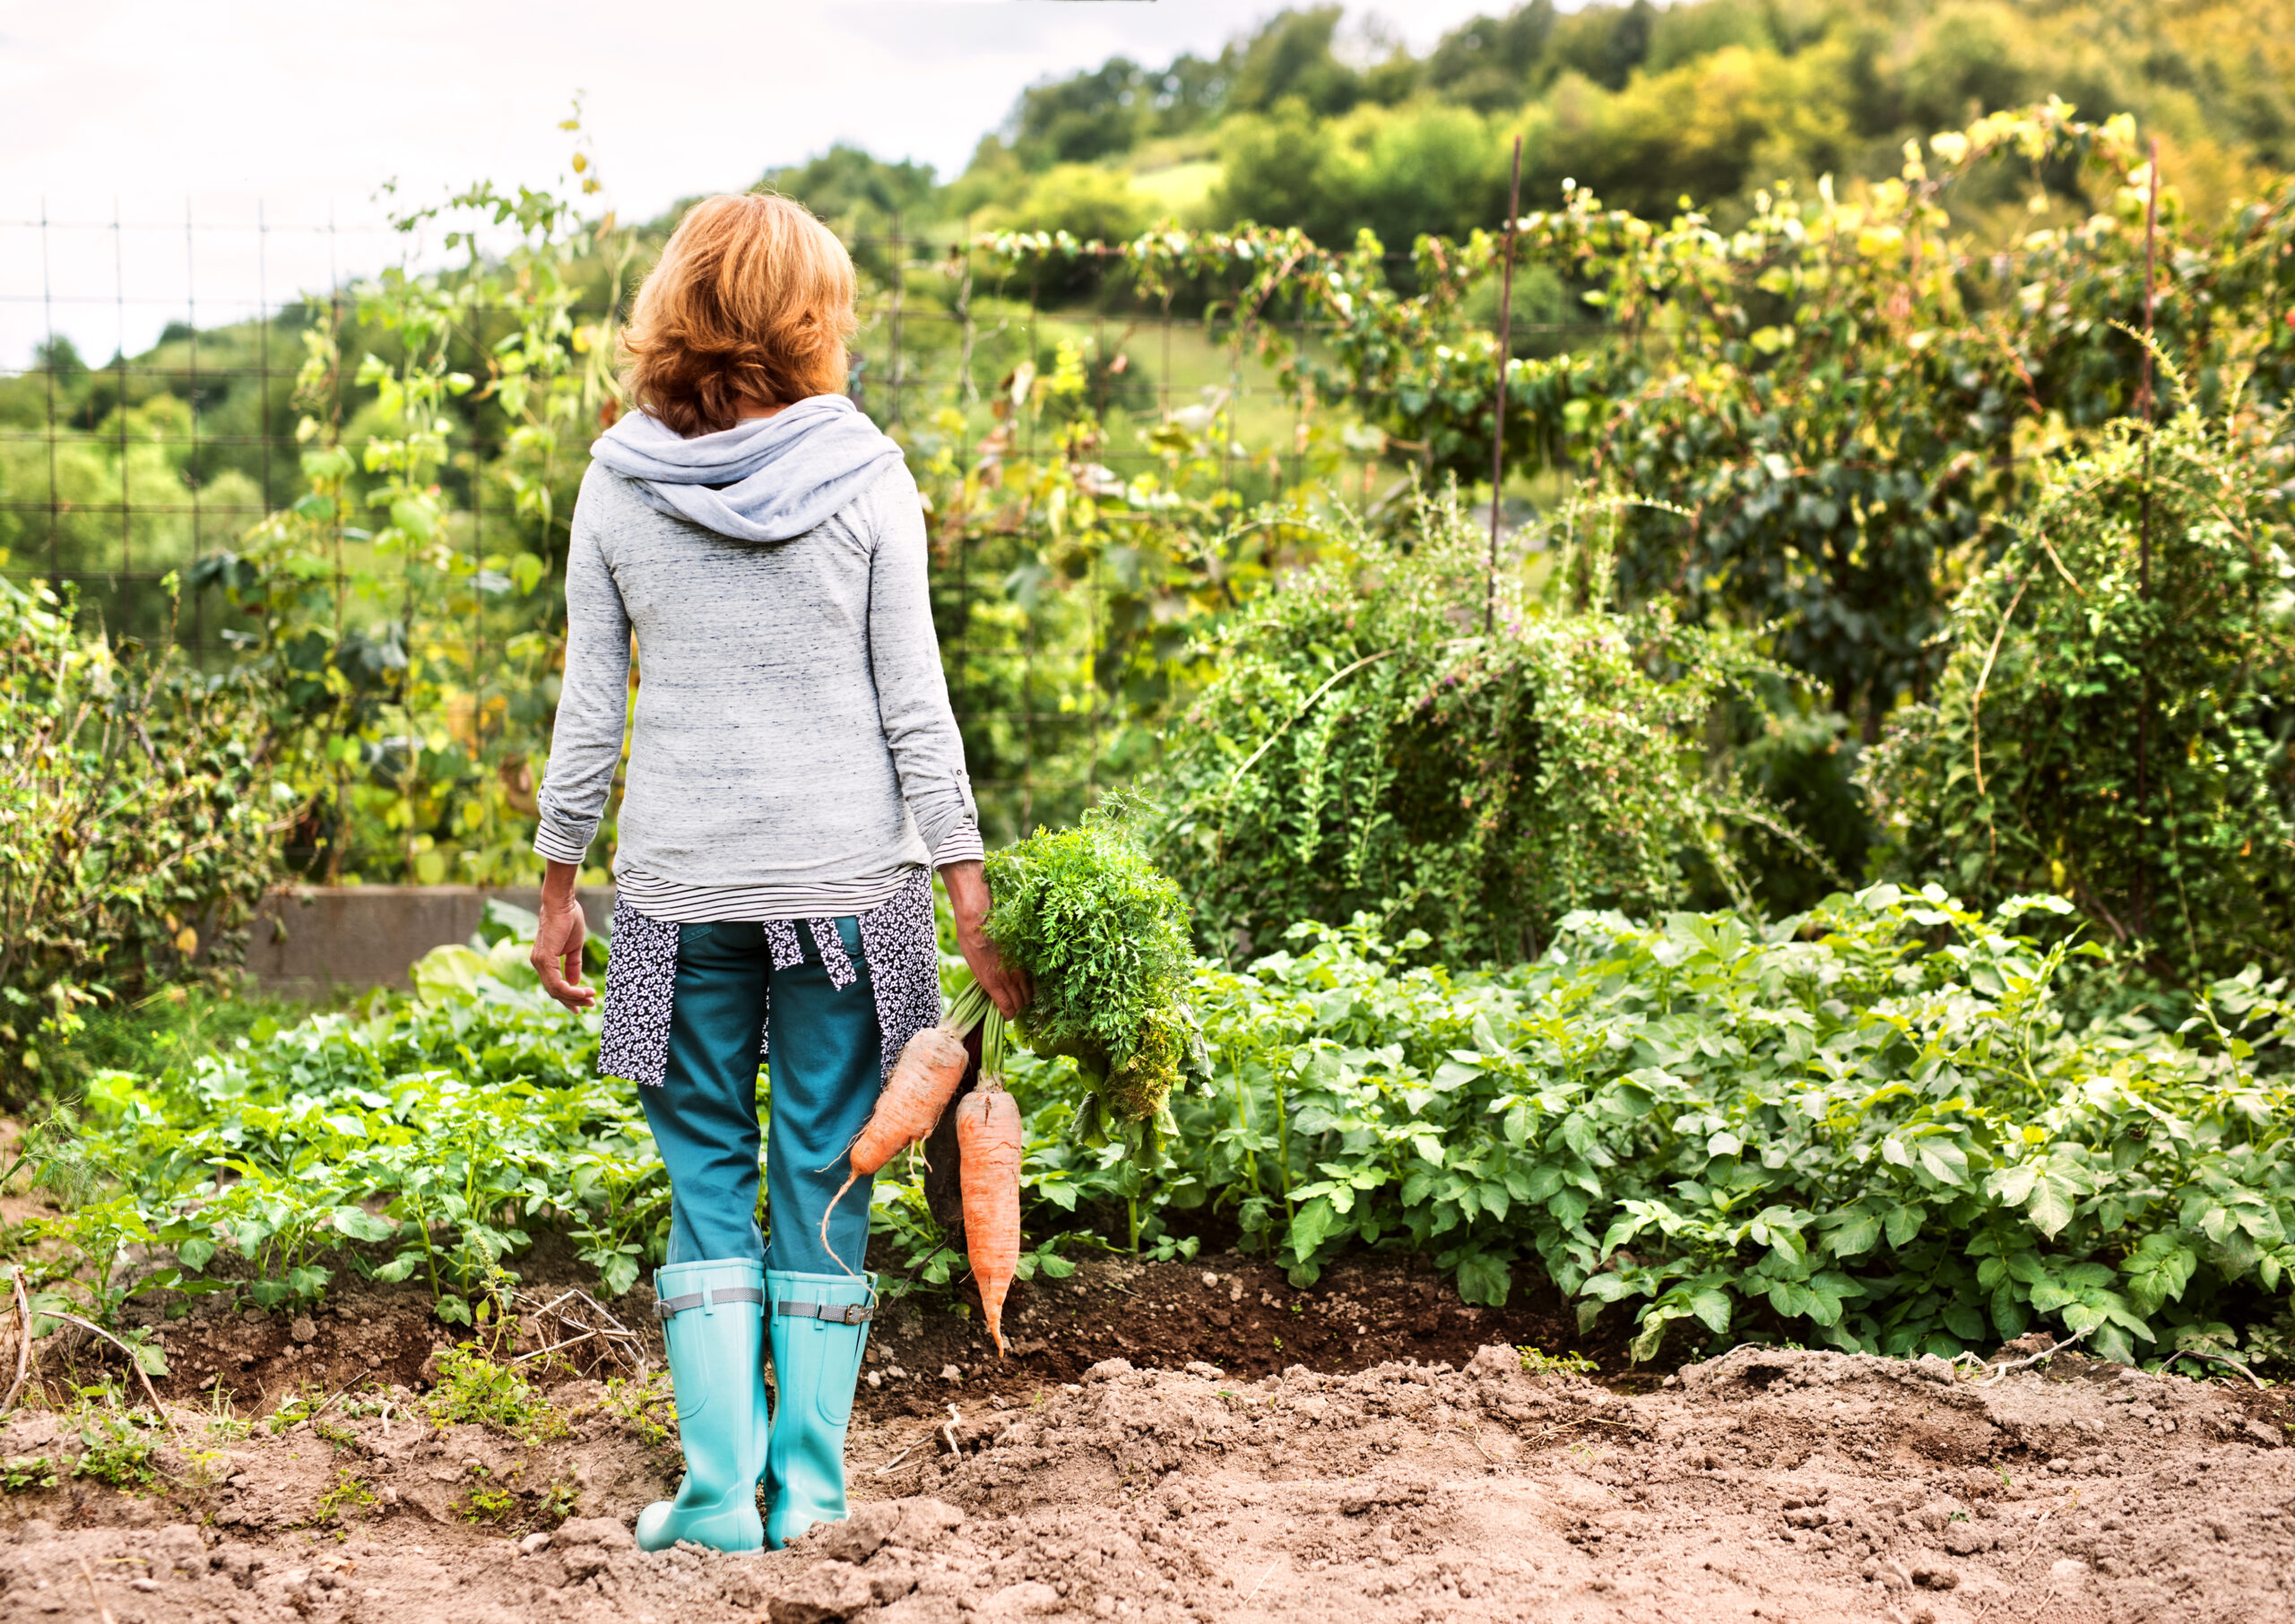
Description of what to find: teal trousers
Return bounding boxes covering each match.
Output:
[639,918,883,1275]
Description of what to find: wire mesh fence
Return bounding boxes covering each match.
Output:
[1,202,1596,862]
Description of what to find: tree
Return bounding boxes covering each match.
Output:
[1426,2,1560,111]
[1228,7,1364,118]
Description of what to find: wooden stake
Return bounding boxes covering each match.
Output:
[2134,136,2160,937]
[1487,135,1523,636]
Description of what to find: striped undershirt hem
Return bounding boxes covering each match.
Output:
[606,825,987,925]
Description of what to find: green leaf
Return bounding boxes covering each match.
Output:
[1289,1196,1340,1257]
[1988,1164,2039,1205]
[1989,1283,2029,1338]
[1628,1311,1674,1363]
[1917,1141,1969,1188]
[1688,1288,1732,1335]
[1825,1209,1881,1257]
[2026,1175,2076,1240]
[332,1206,399,1243]
[1454,1252,1511,1307]
[2028,1277,2076,1314]
[1942,1302,1987,1343]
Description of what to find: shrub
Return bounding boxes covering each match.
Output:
[38,878,2295,1373]
[1863,388,2295,988]
[0,576,282,1094]
[1145,493,1806,964]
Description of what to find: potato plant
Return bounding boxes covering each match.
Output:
[31,885,2291,1373]
[1172,885,2294,1366]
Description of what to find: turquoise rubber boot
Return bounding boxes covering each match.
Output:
[764,1270,875,1550]
[637,1259,769,1553]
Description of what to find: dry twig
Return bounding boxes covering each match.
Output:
[1979,1325,2094,1386]
[510,1284,646,1377]
[2158,1349,2265,1389]
[78,1557,117,1624]
[1,1271,31,1413]
[1243,1560,1284,1603]
[42,1309,181,1442]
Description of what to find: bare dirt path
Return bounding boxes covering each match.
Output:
[1,1328,2290,1623]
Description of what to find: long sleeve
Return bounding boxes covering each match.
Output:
[533,487,632,865]
[865,466,979,860]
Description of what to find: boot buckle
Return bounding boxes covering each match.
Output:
[775,1300,873,1325]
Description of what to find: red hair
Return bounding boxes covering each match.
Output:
[619,193,857,437]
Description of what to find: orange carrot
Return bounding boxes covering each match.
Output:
[956,1079,1022,1355]
[818,1022,970,1274]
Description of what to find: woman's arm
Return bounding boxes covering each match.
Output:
[864,468,1028,1019]
[941,858,1030,1022]
[530,489,627,1014]
[533,493,632,872]
[865,466,979,859]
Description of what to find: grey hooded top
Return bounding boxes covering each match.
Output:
[533,397,982,922]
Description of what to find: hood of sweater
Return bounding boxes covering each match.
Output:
[587,394,905,543]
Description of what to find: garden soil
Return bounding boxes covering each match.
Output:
[1,1255,2291,1623]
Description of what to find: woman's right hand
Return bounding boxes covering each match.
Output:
[533,860,598,1012]
[941,860,1031,1021]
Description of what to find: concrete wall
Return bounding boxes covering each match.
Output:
[244,885,616,1000]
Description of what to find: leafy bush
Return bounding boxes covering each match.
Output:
[69,1392,162,1488]
[1864,391,2295,988]
[425,1347,567,1442]
[1146,494,1802,965]
[0,576,282,1094]
[1166,885,2293,1367]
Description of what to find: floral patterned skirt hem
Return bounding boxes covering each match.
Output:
[597,866,941,1088]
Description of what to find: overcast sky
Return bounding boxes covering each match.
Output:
[2,0,1512,367]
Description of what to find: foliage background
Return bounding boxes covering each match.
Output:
[4,0,2295,1373]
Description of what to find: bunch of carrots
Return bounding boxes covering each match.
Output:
[818,972,1023,1349]
[820,808,1195,1356]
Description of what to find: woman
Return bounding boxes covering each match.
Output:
[526,192,1026,1555]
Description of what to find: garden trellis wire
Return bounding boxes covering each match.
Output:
[1,203,1598,845]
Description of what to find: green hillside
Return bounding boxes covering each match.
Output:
[770,0,2294,246]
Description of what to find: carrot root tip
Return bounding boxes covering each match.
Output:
[818,1171,863,1280]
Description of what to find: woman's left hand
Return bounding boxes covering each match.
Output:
[941,860,1031,1021]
